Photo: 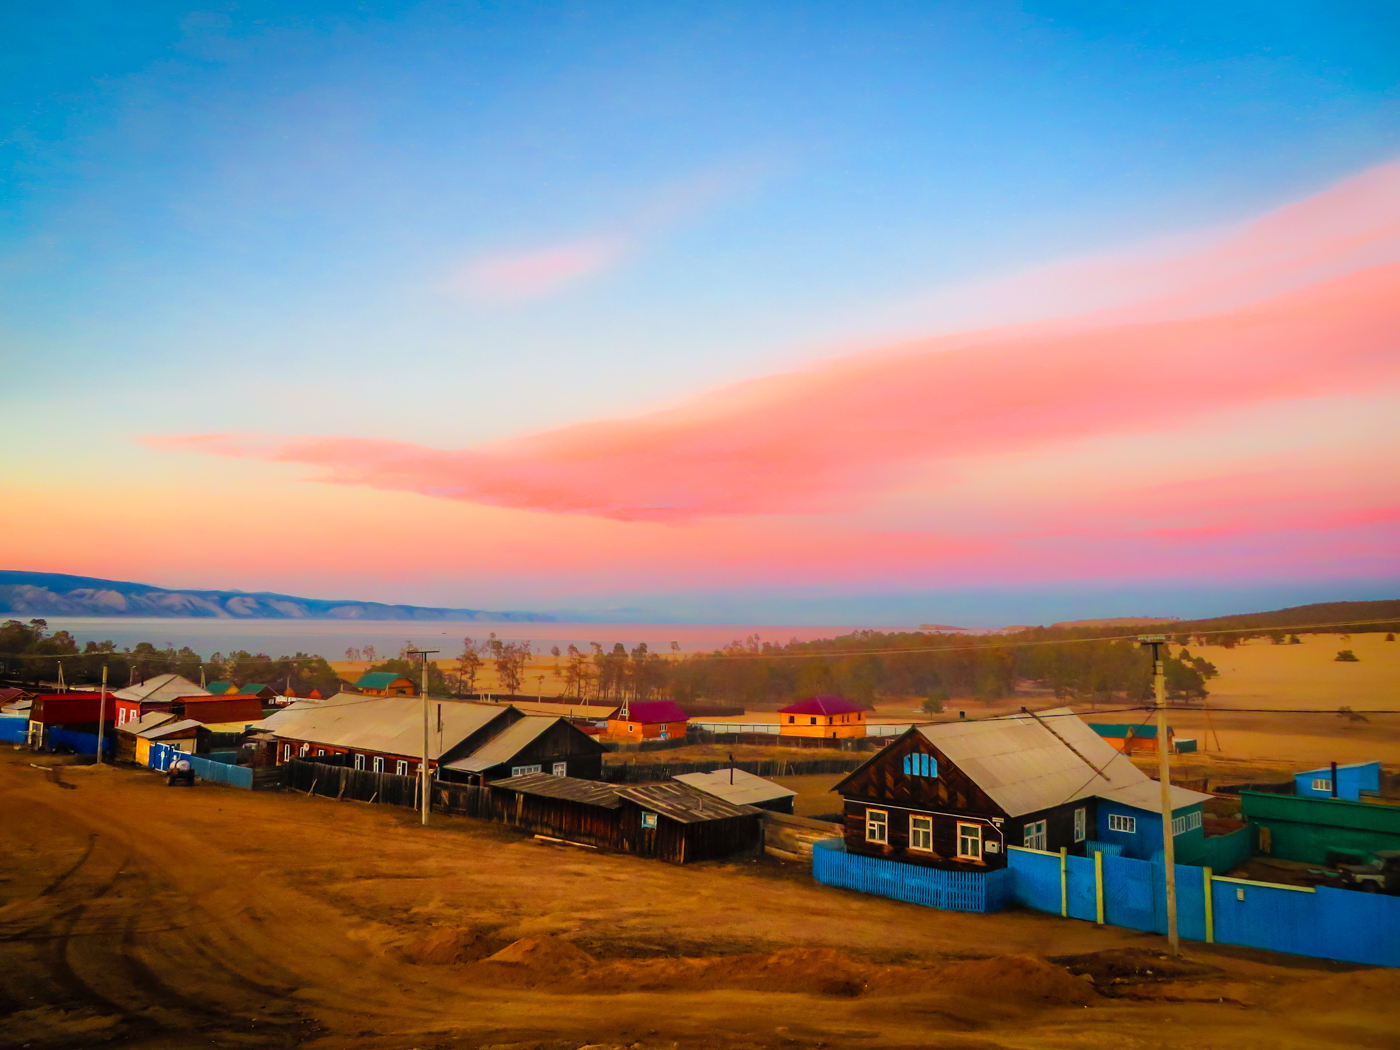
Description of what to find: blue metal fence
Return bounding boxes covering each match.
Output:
[185,753,253,788]
[49,728,112,756]
[812,838,1011,912]
[0,716,27,742]
[1006,846,1400,968]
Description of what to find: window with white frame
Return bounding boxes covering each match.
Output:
[299,743,309,757]
[865,809,888,843]
[1171,810,1203,836]
[1022,820,1047,851]
[372,756,384,773]
[909,815,933,851]
[957,822,983,859]
[511,764,543,777]
[1312,778,1332,792]
[1108,813,1136,834]
[282,744,290,761]
[396,760,408,776]
[1073,807,1087,843]
[316,749,325,757]
[553,761,567,776]
[353,753,365,771]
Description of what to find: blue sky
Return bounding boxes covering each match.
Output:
[4,3,1398,622]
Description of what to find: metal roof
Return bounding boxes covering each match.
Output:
[491,772,623,807]
[121,711,177,735]
[443,716,559,773]
[673,768,797,807]
[504,700,619,720]
[779,694,865,716]
[616,781,758,823]
[354,671,412,690]
[611,700,689,724]
[917,708,1209,818]
[206,682,236,695]
[265,694,507,760]
[137,718,204,740]
[112,674,210,703]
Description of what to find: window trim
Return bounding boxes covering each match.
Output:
[1073,806,1087,843]
[396,760,408,776]
[956,821,983,860]
[511,764,543,777]
[1108,813,1137,834]
[372,756,384,773]
[1023,819,1047,851]
[865,808,889,844]
[909,814,933,852]
[1171,810,1203,836]
[552,761,567,776]
[353,753,365,771]
[1311,778,1332,792]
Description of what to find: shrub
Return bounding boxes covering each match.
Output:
[1335,650,1359,662]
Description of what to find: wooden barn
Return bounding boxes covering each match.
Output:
[673,767,797,814]
[833,708,1209,871]
[438,715,605,784]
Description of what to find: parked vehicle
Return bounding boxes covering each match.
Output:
[166,757,195,787]
[1339,851,1400,894]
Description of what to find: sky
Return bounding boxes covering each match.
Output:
[3,1,1399,625]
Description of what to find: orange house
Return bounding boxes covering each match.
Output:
[353,671,417,696]
[778,695,867,739]
[606,700,690,741]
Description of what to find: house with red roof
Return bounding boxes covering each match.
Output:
[606,700,690,741]
[778,694,867,739]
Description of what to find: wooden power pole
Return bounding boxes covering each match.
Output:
[1140,634,1179,956]
[408,649,439,826]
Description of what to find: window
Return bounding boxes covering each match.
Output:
[1171,810,1203,836]
[902,752,938,777]
[1023,820,1047,851]
[299,743,309,757]
[1108,813,1137,834]
[788,716,795,724]
[353,754,365,771]
[1312,778,1332,792]
[372,757,384,773]
[552,761,567,776]
[909,815,933,851]
[316,749,325,757]
[396,760,408,776]
[827,717,833,725]
[511,764,543,777]
[282,744,291,761]
[627,724,635,733]
[865,809,888,843]
[641,812,658,829]
[1073,807,1087,843]
[957,822,983,859]
[810,717,817,725]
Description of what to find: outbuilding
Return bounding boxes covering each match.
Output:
[1086,722,1178,755]
[1294,761,1381,801]
[438,715,606,784]
[136,718,210,758]
[778,695,866,739]
[673,768,797,814]
[605,700,689,741]
[176,695,266,725]
[120,711,177,764]
[26,692,117,750]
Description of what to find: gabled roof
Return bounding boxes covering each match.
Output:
[1088,722,1166,739]
[121,711,177,735]
[0,686,31,705]
[779,694,865,716]
[838,708,1208,818]
[611,700,689,724]
[354,671,413,690]
[673,768,797,807]
[265,694,506,760]
[616,781,757,823]
[238,683,271,694]
[112,674,210,703]
[443,716,560,773]
[137,718,204,740]
[206,682,236,695]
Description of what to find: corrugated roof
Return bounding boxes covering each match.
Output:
[206,682,236,695]
[137,718,204,740]
[443,716,559,773]
[121,711,177,735]
[616,781,758,823]
[491,772,622,807]
[504,700,619,720]
[265,694,506,760]
[673,768,797,807]
[917,709,1208,818]
[354,671,412,690]
[779,694,865,716]
[611,700,689,724]
[112,674,210,703]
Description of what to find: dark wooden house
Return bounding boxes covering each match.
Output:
[833,707,1210,871]
[439,715,606,784]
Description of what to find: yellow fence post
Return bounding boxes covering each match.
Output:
[1060,846,1068,917]
[1203,866,1214,944]
[1094,849,1104,925]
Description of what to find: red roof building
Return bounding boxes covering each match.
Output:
[778,694,867,739]
[177,695,266,725]
[606,700,690,742]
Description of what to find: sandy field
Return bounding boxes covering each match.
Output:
[4,752,1399,1050]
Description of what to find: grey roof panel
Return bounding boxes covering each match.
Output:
[443,716,559,773]
[491,772,622,807]
[265,694,507,760]
[112,674,210,703]
[137,718,204,739]
[672,768,797,807]
[616,781,758,823]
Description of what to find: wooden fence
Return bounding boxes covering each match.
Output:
[600,755,868,783]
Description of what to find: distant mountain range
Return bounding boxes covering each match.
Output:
[0,571,555,622]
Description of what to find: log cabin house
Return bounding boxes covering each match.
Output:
[833,707,1209,870]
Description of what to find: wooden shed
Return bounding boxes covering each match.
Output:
[438,716,606,784]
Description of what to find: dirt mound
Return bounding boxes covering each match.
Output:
[598,946,873,997]
[1273,968,1400,1012]
[486,935,595,974]
[934,954,1098,1006]
[394,926,484,965]
[1051,947,1219,987]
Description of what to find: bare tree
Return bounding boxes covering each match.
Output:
[457,637,484,695]
[489,636,531,696]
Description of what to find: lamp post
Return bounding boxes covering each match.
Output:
[1139,634,1179,956]
[407,649,439,826]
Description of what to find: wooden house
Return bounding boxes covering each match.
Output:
[605,700,689,741]
[438,715,605,784]
[778,695,867,739]
[352,671,416,697]
[833,708,1210,870]
[112,674,209,726]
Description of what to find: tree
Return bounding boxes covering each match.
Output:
[563,644,590,699]
[457,638,485,695]
[921,690,948,715]
[1335,650,1359,662]
[488,635,530,695]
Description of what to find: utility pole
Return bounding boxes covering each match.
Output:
[96,665,108,765]
[408,649,439,826]
[1139,634,1179,956]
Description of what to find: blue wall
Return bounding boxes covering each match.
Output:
[0,716,27,743]
[1096,799,1205,862]
[1295,762,1381,801]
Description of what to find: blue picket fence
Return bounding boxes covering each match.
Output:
[812,838,1012,912]
[146,742,253,787]
[0,716,28,742]
[1007,846,1400,968]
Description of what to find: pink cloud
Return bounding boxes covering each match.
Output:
[449,235,628,300]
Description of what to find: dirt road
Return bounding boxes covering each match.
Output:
[2,752,1397,1050]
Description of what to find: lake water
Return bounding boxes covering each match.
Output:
[41,619,909,659]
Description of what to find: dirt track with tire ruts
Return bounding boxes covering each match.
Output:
[1,752,1397,1050]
